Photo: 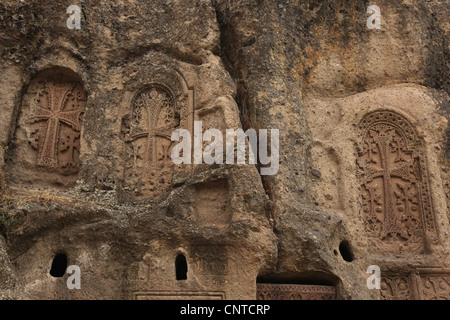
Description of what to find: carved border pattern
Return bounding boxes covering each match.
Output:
[133,291,225,300]
[381,269,450,300]
[256,284,336,300]
[380,274,414,300]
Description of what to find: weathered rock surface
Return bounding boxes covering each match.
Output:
[0,0,448,300]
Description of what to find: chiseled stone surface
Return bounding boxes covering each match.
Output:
[0,0,449,300]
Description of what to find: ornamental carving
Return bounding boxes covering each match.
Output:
[381,270,450,300]
[380,275,413,300]
[416,270,450,300]
[256,284,336,300]
[122,71,193,199]
[357,111,438,254]
[124,85,178,197]
[29,78,86,173]
[192,245,233,276]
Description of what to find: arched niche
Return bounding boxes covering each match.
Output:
[357,110,438,254]
[7,67,87,187]
[121,67,194,199]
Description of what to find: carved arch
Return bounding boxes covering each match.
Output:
[121,68,194,199]
[7,67,86,186]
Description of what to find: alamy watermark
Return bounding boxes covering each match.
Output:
[66,5,81,30]
[171,122,280,176]
[64,4,381,32]
[66,265,81,290]
[366,265,381,290]
[367,5,381,30]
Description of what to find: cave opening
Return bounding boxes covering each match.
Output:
[50,253,67,278]
[175,254,188,281]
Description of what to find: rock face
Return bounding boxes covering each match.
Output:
[0,0,448,300]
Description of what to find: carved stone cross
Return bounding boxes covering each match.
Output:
[358,111,438,254]
[31,82,84,168]
[129,124,174,168]
[128,88,177,169]
[123,86,180,197]
[364,129,413,240]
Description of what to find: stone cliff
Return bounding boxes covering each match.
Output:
[0,0,448,300]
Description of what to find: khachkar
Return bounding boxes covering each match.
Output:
[357,111,438,254]
[29,79,86,172]
[122,71,193,198]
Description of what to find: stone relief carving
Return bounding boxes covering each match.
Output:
[135,253,169,281]
[256,284,336,300]
[380,275,413,300]
[128,252,181,295]
[381,270,450,300]
[124,85,179,197]
[133,291,225,300]
[192,245,233,276]
[129,252,227,300]
[415,270,450,300]
[357,111,438,254]
[121,70,193,199]
[29,78,86,173]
